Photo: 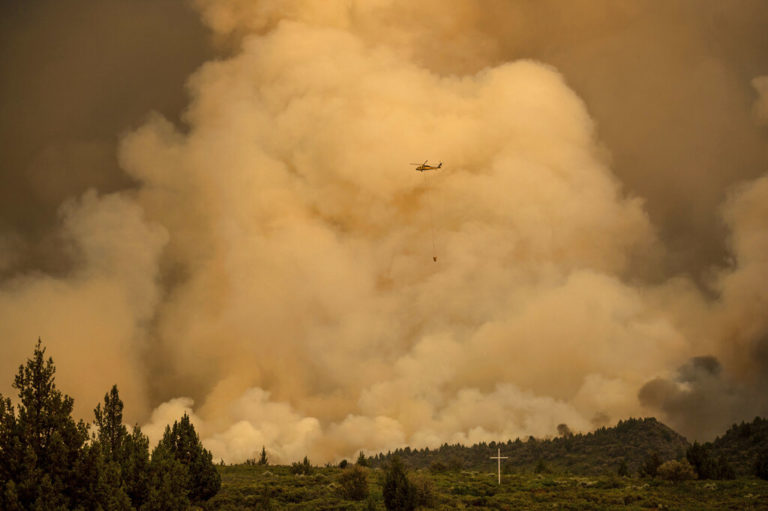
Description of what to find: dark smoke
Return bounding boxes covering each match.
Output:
[639,356,768,440]
[0,0,213,277]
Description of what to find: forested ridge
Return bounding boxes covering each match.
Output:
[367,417,768,480]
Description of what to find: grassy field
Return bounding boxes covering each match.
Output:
[207,464,768,510]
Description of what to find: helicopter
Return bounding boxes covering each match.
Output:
[410,160,442,172]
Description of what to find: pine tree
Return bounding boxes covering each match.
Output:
[123,425,151,508]
[92,385,132,509]
[157,413,221,503]
[356,451,368,467]
[258,445,269,465]
[686,441,715,479]
[94,385,128,462]
[0,340,89,509]
[383,456,415,511]
[144,441,189,511]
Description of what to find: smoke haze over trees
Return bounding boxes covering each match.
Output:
[2,0,768,464]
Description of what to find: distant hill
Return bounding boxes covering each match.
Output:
[368,417,690,476]
[709,417,768,476]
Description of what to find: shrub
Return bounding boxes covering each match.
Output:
[429,461,447,473]
[290,456,313,475]
[338,465,368,501]
[755,449,768,480]
[410,473,436,508]
[383,456,416,511]
[639,453,662,478]
[447,456,464,471]
[657,460,695,482]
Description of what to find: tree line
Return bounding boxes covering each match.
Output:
[368,416,768,481]
[0,340,220,510]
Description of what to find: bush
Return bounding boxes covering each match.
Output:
[290,456,313,475]
[410,473,436,508]
[639,453,662,478]
[338,465,368,501]
[383,456,416,511]
[429,460,447,473]
[755,449,768,480]
[447,456,464,472]
[657,460,695,482]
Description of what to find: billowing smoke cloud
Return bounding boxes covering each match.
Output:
[639,356,766,440]
[2,0,768,462]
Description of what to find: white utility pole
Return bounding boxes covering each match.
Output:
[490,447,508,485]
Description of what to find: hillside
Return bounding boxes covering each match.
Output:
[709,417,768,476]
[368,417,689,476]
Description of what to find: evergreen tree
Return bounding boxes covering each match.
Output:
[639,453,662,478]
[686,441,715,479]
[714,454,735,480]
[0,340,89,510]
[92,385,132,509]
[158,413,221,503]
[123,426,151,509]
[755,448,768,480]
[94,385,128,462]
[356,451,368,467]
[383,456,415,511]
[0,395,20,507]
[686,441,735,480]
[144,441,189,511]
[258,445,269,465]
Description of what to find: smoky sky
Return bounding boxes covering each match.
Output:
[2,0,768,461]
[0,0,213,276]
[4,0,768,279]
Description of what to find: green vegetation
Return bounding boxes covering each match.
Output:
[207,416,768,509]
[0,340,220,510]
[710,417,768,477]
[383,456,416,510]
[4,340,768,509]
[369,418,689,476]
[204,413,768,509]
[209,464,768,510]
[657,460,695,482]
[339,465,369,501]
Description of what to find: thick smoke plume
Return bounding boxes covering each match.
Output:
[1,1,768,463]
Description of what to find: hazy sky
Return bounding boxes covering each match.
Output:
[1,0,768,463]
